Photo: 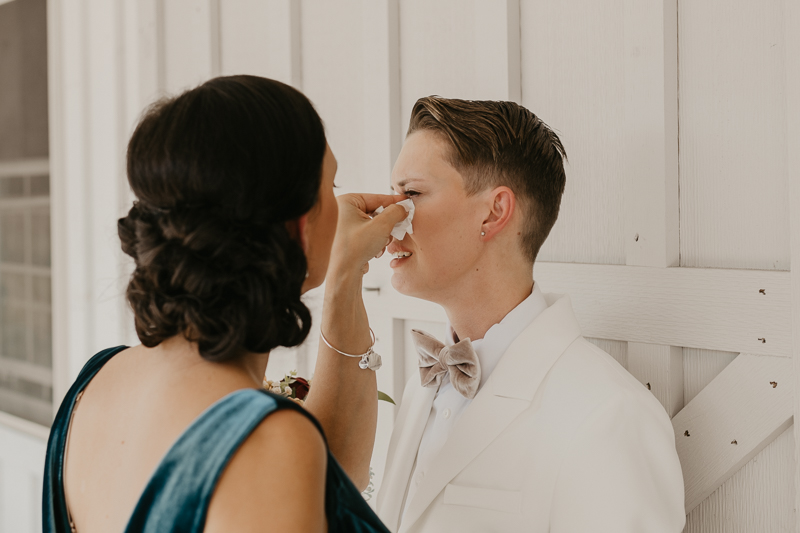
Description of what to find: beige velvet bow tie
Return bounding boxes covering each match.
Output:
[411,329,481,399]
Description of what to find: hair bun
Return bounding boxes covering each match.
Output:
[119,200,310,361]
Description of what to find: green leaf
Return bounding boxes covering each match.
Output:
[378,391,396,405]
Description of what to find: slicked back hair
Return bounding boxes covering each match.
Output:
[407,96,567,264]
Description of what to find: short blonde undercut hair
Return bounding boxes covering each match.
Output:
[407,96,567,264]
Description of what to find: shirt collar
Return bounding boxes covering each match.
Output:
[446,281,548,390]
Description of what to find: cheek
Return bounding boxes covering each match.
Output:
[412,202,474,262]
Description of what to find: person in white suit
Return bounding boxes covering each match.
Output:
[377,96,685,533]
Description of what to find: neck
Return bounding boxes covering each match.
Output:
[439,260,534,343]
[156,334,270,388]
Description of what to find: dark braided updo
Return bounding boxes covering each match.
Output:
[118,76,326,361]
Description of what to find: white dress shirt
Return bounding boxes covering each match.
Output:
[400,282,548,521]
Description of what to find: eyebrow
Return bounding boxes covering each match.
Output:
[393,178,423,188]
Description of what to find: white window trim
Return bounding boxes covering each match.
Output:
[0,407,49,440]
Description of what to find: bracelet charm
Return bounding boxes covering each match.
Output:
[320,328,382,371]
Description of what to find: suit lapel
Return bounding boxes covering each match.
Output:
[378,381,437,531]
[399,391,529,531]
[399,294,582,532]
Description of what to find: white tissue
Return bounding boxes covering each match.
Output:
[374,198,415,240]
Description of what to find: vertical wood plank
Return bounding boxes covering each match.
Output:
[219,0,270,77]
[398,0,478,141]
[122,0,163,111]
[473,0,520,102]
[163,0,220,93]
[48,0,92,404]
[519,0,626,265]
[628,342,683,417]
[49,0,162,405]
[618,0,682,422]
[270,0,302,88]
[218,0,301,87]
[87,0,128,353]
[119,0,162,346]
[622,0,679,268]
[679,0,789,271]
[786,0,800,529]
[362,0,400,193]
[301,0,364,192]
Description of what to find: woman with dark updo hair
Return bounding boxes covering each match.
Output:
[42,76,408,532]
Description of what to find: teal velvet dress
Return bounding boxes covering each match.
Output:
[43,346,390,533]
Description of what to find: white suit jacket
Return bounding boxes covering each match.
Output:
[377,293,685,533]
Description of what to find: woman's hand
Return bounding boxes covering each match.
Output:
[329,193,409,274]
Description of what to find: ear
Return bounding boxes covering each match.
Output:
[480,186,516,240]
[285,213,310,252]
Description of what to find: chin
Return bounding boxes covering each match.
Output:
[390,271,435,302]
[390,271,416,296]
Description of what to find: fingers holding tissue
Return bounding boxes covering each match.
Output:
[372,198,415,240]
[330,193,411,273]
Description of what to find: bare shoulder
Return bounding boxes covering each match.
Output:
[204,406,328,533]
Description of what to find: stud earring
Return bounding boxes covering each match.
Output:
[481,231,486,236]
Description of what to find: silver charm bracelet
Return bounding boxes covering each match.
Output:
[319,327,382,371]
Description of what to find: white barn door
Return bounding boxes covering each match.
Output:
[14,0,796,531]
[357,1,799,530]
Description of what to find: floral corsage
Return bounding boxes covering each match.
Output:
[263,371,310,405]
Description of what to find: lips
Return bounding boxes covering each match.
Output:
[387,244,413,267]
[387,242,413,257]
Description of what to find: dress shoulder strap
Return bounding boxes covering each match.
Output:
[43,345,129,533]
[124,389,313,533]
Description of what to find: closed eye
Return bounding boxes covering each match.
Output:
[403,190,420,197]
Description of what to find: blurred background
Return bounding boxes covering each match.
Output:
[0,0,797,531]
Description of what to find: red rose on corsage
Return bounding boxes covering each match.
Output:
[264,371,395,408]
[290,377,310,400]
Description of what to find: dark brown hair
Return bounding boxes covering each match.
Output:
[118,75,326,362]
[408,96,566,263]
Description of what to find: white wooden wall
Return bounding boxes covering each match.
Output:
[0,0,795,531]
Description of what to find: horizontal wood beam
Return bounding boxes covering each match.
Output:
[0,411,49,441]
[535,262,792,357]
[0,158,49,177]
[671,353,792,513]
[368,263,792,357]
